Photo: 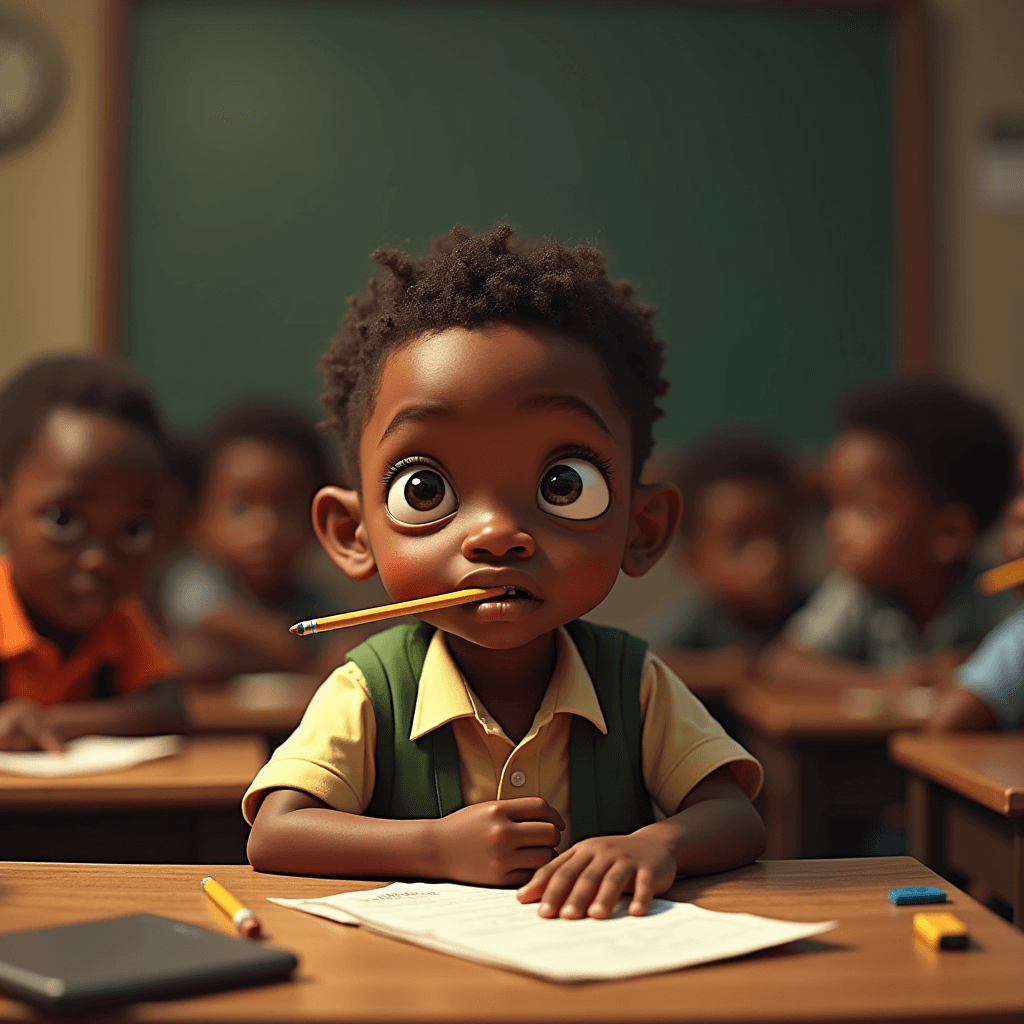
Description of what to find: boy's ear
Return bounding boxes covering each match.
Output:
[621,482,683,578]
[929,503,976,565]
[312,486,378,581]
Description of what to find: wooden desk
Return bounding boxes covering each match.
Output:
[729,682,925,858]
[0,736,265,864]
[890,731,1024,927]
[2,858,1024,1023]
[184,677,319,742]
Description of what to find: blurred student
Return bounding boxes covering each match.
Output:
[0,356,185,751]
[160,402,344,680]
[930,440,1024,730]
[763,378,1019,690]
[645,434,806,689]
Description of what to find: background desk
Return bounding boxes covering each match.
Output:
[0,736,265,864]
[729,682,925,858]
[891,731,1024,927]
[2,858,1024,1023]
[184,677,319,746]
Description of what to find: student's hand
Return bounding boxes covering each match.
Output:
[429,797,564,887]
[516,833,676,920]
[0,698,64,752]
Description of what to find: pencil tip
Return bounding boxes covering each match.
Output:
[504,585,515,596]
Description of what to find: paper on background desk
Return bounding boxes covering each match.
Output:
[0,734,183,777]
[270,882,836,982]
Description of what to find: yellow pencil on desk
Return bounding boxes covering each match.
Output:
[290,585,514,635]
[202,876,262,938]
[977,556,1024,595]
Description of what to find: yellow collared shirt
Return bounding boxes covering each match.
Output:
[242,627,762,849]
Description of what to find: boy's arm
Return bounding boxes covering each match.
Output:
[517,765,765,919]
[248,787,565,885]
[655,646,756,691]
[759,639,973,691]
[928,687,998,731]
[0,680,186,751]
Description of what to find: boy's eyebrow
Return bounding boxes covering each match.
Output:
[378,402,457,446]
[516,394,612,436]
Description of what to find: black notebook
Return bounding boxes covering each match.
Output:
[0,913,298,1012]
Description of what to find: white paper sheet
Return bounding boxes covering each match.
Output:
[270,882,836,982]
[0,734,184,777]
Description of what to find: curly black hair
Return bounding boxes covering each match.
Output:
[0,354,166,482]
[677,432,797,535]
[841,377,1016,533]
[201,401,331,501]
[319,223,669,488]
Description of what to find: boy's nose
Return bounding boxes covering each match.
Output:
[461,512,535,561]
[77,541,116,576]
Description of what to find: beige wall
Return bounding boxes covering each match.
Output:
[0,0,104,380]
[931,0,1024,437]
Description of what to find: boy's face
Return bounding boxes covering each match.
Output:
[687,479,795,624]
[191,439,314,602]
[339,323,658,651]
[0,408,162,637]
[824,430,935,590]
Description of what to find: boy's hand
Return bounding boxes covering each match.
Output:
[0,698,64,752]
[430,797,564,886]
[516,834,676,919]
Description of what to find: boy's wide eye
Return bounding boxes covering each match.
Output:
[537,459,610,520]
[38,504,85,544]
[386,465,458,525]
[117,518,156,556]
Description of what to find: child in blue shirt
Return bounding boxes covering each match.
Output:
[931,441,1024,730]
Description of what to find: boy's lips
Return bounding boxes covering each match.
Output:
[456,576,542,621]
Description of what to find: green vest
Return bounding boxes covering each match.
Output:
[347,619,655,843]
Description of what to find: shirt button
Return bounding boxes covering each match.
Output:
[509,770,527,787]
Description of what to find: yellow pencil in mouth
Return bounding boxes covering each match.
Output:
[977,556,1024,595]
[290,585,514,635]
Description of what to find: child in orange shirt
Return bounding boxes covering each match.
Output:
[0,356,185,751]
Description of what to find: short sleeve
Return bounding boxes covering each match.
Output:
[114,598,179,693]
[784,571,869,660]
[160,555,241,628]
[956,608,1024,729]
[241,661,378,823]
[640,652,762,816]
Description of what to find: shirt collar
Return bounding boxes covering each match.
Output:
[0,559,38,658]
[409,626,608,741]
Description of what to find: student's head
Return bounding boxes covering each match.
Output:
[0,355,166,638]
[314,223,681,651]
[676,433,798,625]
[191,402,329,601]
[825,378,1016,591]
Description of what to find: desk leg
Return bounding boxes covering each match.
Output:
[905,773,945,868]
[1014,821,1023,928]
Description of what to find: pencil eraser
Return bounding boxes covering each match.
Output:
[238,916,262,939]
[889,886,947,906]
[914,912,968,950]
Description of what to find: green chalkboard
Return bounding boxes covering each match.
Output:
[124,1,893,451]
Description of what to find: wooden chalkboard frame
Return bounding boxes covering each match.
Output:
[94,0,931,375]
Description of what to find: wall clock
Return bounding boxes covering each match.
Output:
[0,10,64,155]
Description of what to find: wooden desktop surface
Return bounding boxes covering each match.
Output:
[183,678,320,735]
[2,858,1024,1023]
[729,681,924,741]
[890,732,1024,817]
[0,736,266,812]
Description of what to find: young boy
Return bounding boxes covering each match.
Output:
[763,378,1019,690]
[160,402,343,680]
[244,224,765,919]
[930,440,1024,730]
[0,356,185,751]
[645,433,805,690]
